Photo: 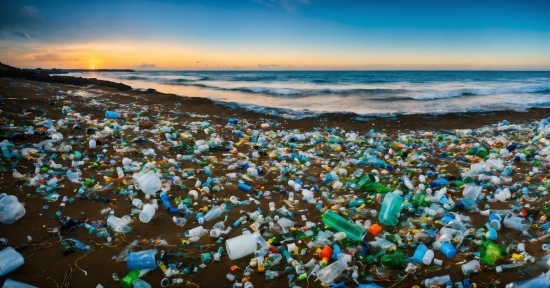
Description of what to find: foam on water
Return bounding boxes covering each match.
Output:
[60,71,550,116]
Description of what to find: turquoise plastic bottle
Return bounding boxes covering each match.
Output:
[378,192,403,226]
[321,210,364,241]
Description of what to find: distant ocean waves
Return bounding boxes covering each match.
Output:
[64,70,550,117]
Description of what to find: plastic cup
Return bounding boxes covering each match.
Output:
[225,234,257,260]
[139,204,156,223]
[127,249,157,270]
[440,242,457,259]
[0,247,25,276]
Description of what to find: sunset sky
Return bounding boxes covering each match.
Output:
[0,0,549,70]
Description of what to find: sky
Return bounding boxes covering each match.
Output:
[0,0,549,70]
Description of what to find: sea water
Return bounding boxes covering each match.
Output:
[63,70,550,119]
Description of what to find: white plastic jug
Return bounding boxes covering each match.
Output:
[134,171,162,195]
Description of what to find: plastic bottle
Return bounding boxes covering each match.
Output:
[380,249,405,269]
[505,273,550,288]
[203,205,223,221]
[0,247,25,276]
[89,139,96,149]
[315,257,348,284]
[422,275,451,288]
[378,192,403,226]
[321,210,364,241]
[119,269,140,288]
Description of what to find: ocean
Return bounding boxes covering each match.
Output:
[64,70,550,119]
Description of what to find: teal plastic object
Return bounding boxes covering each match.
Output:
[321,210,364,241]
[378,192,403,226]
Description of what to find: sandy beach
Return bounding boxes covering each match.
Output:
[1,72,550,288]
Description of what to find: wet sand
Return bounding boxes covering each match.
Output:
[1,76,550,288]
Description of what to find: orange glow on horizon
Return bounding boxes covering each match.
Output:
[1,40,549,70]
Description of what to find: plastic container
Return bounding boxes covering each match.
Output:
[316,257,348,284]
[134,171,162,195]
[503,213,531,231]
[225,233,257,260]
[238,183,252,192]
[378,192,403,226]
[321,210,364,241]
[440,242,457,259]
[120,269,140,288]
[412,244,428,264]
[462,260,481,275]
[105,111,120,119]
[422,275,451,288]
[133,279,152,288]
[480,241,502,265]
[184,226,206,237]
[203,205,222,221]
[0,194,26,224]
[139,204,156,223]
[1,278,38,288]
[107,215,131,233]
[0,247,24,276]
[127,249,157,270]
[505,273,550,288]
[380,249,405,268]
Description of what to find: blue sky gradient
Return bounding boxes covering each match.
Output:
[0,0,548,69]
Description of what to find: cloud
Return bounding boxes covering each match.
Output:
[10,31,32,40]
[196,61,201,63]
[258,64,279,68]
[138,63,156,68]
[253,0,310,13]
[32,53,78,62]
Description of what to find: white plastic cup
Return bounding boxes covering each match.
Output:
[139,204,156,223]
[88,139,96,149]
[517,243,526,252]
[225,234,257,260]
[433,258,443,266]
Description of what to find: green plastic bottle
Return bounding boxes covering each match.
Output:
[477,146,487,158]
[480,241,502,265]
[374,183,392,193]
[321,210,364,241]
[378,192,403,226]
[357,174,376,190]
[119,269,140,288]
[380,249,405,269]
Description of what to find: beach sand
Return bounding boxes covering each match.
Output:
[1,76,550,288]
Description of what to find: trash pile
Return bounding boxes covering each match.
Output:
[2,88,550,288]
